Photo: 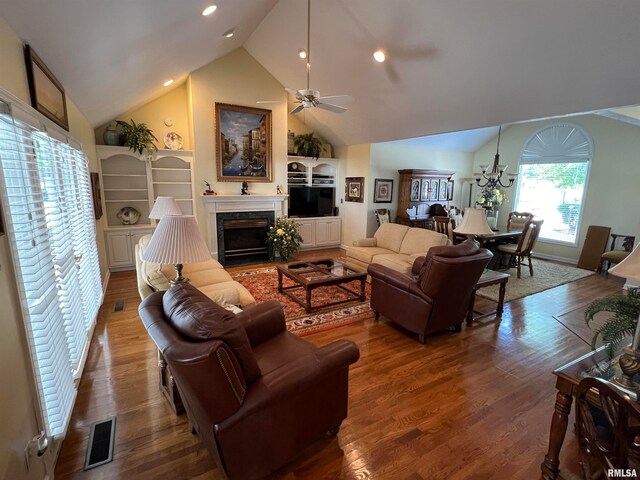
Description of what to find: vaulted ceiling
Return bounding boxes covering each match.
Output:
[3,0,640,147]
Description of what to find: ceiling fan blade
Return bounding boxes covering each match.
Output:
[316,94,353,104]
[285,87,306,101]
[316,102,347,114]
[290,104,305,114]
[256,100,280,104]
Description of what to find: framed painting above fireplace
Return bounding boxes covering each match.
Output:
[215,103,272,182]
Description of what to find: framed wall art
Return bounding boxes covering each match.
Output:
[90,172,103,220]
[215,103,272,182]
[24,45,69,130]
[345,177,364,202]
[374,178,393,203]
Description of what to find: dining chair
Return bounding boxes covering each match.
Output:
[575,377,640,479]
[598,233,635,275]
[375,208,391,226]
[432,215,455,239]
[497,218,544,278]
[507,211,534,231]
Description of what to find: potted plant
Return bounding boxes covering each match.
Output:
[116,119,158,155]
[586,287,640,354]
[266,216,303,261]
[294,132,322,159]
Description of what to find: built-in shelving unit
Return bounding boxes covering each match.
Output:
[97,146,195,270]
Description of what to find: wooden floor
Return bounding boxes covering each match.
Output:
[54,250,625,479]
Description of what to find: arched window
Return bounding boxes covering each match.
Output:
[514,123,592,245]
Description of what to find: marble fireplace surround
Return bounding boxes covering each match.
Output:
[202,195,288,261]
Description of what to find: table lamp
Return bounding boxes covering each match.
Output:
[149,196,182,219]
[142,215,211,285]
[453,207,494,240]
[609,244,640,390]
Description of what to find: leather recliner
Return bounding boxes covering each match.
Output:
[139,284,360,479]
[368,239,492,343]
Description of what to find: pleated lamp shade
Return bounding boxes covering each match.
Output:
[149,196,182,219]
[453,208,494,236]
[609,244,640,282]
[142,215,211,265]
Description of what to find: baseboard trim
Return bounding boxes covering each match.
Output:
[532,252,578,266]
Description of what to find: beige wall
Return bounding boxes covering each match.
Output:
[335,144,371,246]
[472,114,640,262]
[368,143,474,237]
[95,83,191,150]
[189,48,289,237]
[0,15,105,480]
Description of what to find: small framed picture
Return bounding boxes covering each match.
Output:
[410,178,420,201]
[345,177,364,202]
[429,179,439,201]
[374,178,393,203]
[90,172,103,220]
[438,179,448,201]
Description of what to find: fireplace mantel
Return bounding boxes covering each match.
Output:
[202,195,288,260]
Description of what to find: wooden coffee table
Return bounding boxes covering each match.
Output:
[277,259,366,313]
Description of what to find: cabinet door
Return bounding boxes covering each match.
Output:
[297,220,316,248]
[106,231,134,268]
[316,219,341,246]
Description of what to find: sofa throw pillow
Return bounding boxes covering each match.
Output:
[162,283,261,383]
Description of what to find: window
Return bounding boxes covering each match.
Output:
[514,123,592,245]
[0,95,102,438]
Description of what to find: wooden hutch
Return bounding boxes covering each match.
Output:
[396,169,455,228]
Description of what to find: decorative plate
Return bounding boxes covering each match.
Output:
[164,131,183,150]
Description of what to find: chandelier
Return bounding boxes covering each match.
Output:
[475,126,518,189]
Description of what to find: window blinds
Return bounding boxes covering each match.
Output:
[0,98,102,438]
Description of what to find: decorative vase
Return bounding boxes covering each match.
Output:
[103,122,121,146]
[486,208,499,230]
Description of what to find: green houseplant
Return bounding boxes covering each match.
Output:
[116,119,158,155]
[294,132,322,159]
[266,216,303,261]
[585,287,640,354]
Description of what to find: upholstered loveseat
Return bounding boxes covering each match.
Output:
[345,223,450,274]
[135,234,255,307]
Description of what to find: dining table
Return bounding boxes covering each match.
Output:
[454,229,523,269]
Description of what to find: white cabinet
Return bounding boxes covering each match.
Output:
[297,219,316,248]
[294,217,342,249]
[105,226,154,271]
[97,146,195,228]
[316,218,341,246]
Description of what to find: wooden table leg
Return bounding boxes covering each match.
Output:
[277,270,283,293]
[496,280,506,318]
[540,390,573,480]
[359,278,366,301]
[466,289,477,326]
[305,287,312,313]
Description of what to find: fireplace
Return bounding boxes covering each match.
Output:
[216,211,274,266]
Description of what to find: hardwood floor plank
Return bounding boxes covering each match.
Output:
[54,253,624,479]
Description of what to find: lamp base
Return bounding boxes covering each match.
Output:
[169,263,190,286]
[612,347,640,391]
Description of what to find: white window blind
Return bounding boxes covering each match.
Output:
[0,98,102,438]
[515,123,592,245]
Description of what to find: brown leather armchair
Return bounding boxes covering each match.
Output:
[368,240,492,343]
[139,284,360,480]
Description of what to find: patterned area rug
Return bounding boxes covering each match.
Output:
[232,267,373,336]
[475,259,595,303]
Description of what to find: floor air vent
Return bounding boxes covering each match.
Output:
[113,300,125,312]
[84,416,116,470]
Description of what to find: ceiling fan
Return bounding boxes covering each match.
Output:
[260,0,353,114]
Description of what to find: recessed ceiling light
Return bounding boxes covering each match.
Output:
[223,29,235,38]
[373,50,386,63]
[298,49,308,59]
[202,5,217,16]
[163,79,174,87]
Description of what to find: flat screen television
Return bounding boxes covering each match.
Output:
[288,186,335,217]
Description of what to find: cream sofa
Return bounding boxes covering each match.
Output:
[135,234,255,307]
[345,223,450,274]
